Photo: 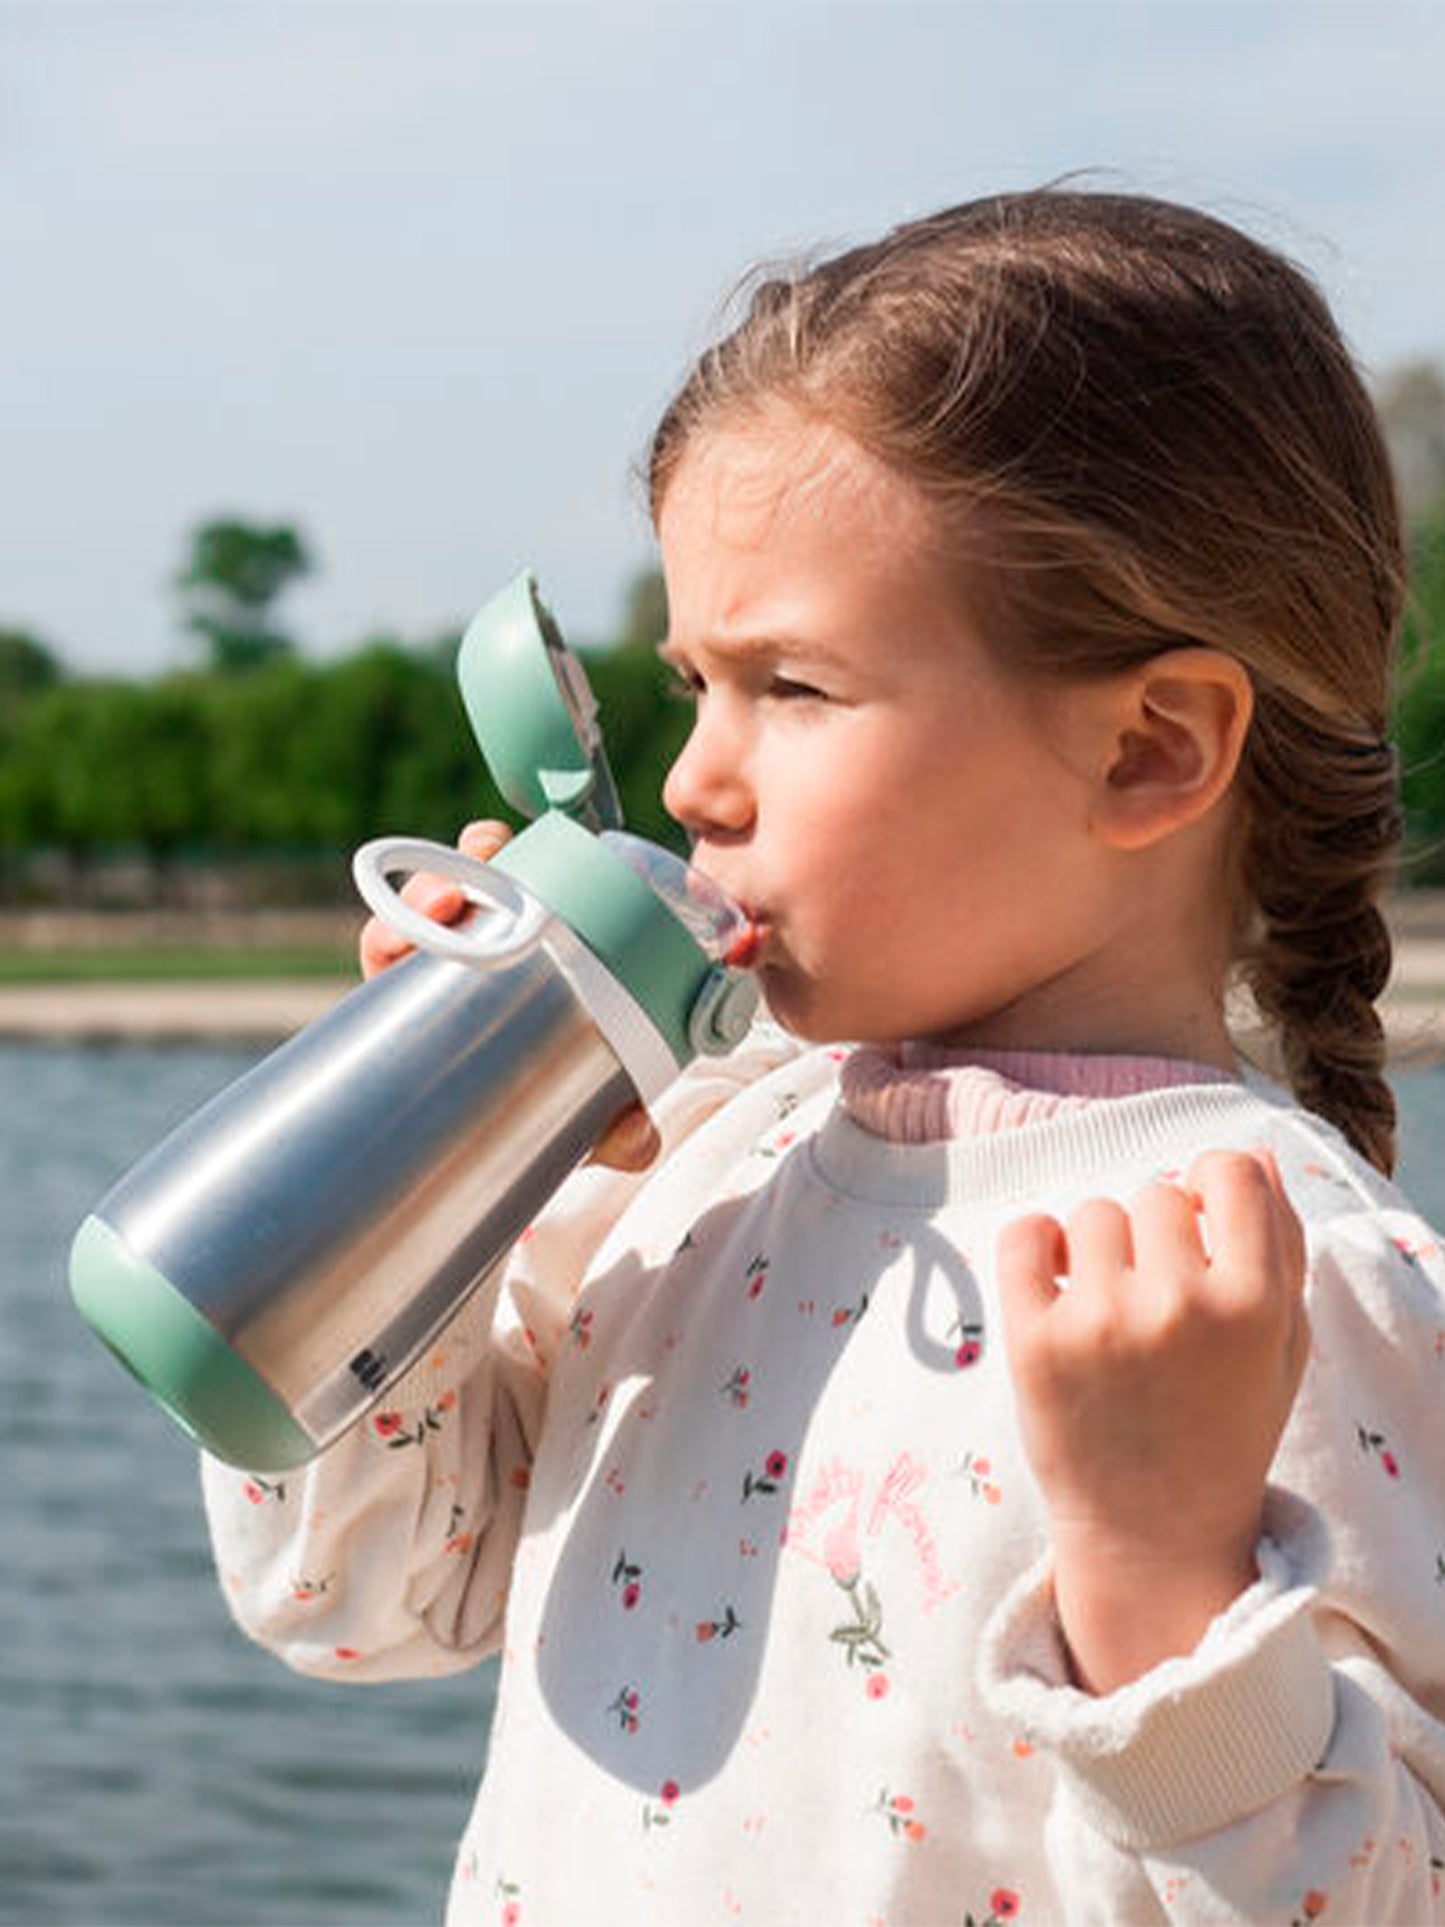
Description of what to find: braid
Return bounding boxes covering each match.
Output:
[1239,703,1403,1174]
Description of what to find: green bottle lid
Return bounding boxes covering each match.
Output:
[457,572,624,831]
[449,571,758,1066]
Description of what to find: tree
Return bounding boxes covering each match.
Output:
[1378,362,1445,528]
[0,627,64,739]
[616,566,668,651]
[175,518,313,671]
[0,626,63,695]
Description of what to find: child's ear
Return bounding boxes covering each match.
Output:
[1092,648,1254,851]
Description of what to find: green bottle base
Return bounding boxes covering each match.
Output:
[69,1215,315,1472]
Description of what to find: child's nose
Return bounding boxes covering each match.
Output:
[662,713,754,838]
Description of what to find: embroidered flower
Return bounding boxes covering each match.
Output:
[611,1550,643,1610]
[1356,1422,1402,1479]
[721,1366,752,1408]
[374,1399,453,1448]
[959,1449,1002,1505]
[696,1605,743,1642]
[951,1317,985,1369]
[964,1892,1021,1926]
[831,1289,870,1329]
[742,1450,790,1499]
[824,1519,861,1585]
[830,1568,889,1674]
[873,1788,926,1841]
[608,1685,640,1733]
[642,1779,682,1831]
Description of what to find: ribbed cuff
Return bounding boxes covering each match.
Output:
[978,1489,1336,1849]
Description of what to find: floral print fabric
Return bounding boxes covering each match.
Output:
[204,1037,1445,1925]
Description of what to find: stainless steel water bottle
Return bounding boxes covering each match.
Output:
[69,573,758,1472]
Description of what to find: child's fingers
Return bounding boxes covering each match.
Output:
[404,871,468,919]
[1063,1195,1135,1286]
[1185,1149,1306,1304]
[359,913,410,979]
[459,818,513,863]
[590,1102,661,1172]
[1249,1146,1309,1283]
[358,827,509,980]
[1128,1179,1208,1293]
[359,886,458,979]
[995,1214,1069,1324]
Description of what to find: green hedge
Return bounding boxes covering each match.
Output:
[0,639,693,900]
[4,507,1443,898]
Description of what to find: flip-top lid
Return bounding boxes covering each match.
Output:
[456,572,624,831]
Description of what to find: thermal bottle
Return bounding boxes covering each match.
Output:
[70,574,758,1472]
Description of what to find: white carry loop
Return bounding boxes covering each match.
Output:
[352,837,551,968]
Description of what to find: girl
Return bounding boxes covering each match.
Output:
[204,191,1445,1924]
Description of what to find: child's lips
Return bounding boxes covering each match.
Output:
[722,910,772,971]
[689,862,772,967]
[724,918,765,970]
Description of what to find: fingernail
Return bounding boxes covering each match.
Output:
[461,819,507,847]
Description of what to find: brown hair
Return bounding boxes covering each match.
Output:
[647,189,1407,1173]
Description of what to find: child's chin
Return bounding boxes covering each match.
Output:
[759,973,859,1047]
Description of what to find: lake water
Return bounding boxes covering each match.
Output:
[4,1043,1445,1927]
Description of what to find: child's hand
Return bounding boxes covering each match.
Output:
[996,1149,1308,1693]
[357,819,659,1174]
[358,819,515,978]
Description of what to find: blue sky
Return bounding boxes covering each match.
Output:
[5,0,1445,674]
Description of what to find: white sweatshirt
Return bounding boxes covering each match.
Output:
[203,1026,1445,1925]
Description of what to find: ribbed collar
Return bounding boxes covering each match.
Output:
[840,1043,1238,1145]
[811,1077,1284,1211]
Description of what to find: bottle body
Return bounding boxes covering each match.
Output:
[75,929,635,1467]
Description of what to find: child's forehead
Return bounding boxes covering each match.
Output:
[660,406,938,555]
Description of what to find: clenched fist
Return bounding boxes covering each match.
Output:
[996,1148,1309,1693]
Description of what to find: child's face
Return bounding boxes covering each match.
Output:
[657,409,1117,1046]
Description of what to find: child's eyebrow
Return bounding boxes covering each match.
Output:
[657,632,849,670]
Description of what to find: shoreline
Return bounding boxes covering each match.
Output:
[2,972,1444,1065]
[0,979,349,1046]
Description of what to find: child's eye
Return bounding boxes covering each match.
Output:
[767,675,826,704]
[662,666,702,703]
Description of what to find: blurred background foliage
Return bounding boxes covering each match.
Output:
[3,361,1445,907]
[0,516,688,907]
